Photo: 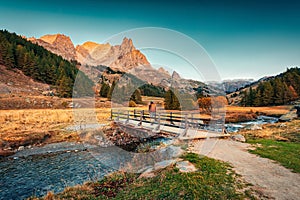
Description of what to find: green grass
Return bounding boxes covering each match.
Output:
[248,139,300,173]
[37,153,255,200]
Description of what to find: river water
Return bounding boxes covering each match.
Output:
[225,115,278,132]
[0,147,113,200]
[0,140,182,200]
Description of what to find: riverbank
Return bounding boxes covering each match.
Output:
[29,153,256,200]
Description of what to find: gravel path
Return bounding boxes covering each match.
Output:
[191,139,300,200]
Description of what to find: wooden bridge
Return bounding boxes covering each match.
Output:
[111,109,230,140]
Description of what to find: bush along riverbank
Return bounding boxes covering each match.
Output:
[29,153,256,200]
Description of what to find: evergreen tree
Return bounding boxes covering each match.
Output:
[107,80,116,100]
[272,78,284,105]
[57,75,73,98]
[282,82,293,104]
[253,89,262,106]
[261,82,273,106]
[100,82,110,97]
[164,89,180,110]
[130,89,142,104]
[4,44,15,69]
[246,87,256,106]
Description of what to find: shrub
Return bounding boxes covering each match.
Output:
[129,100,137,107]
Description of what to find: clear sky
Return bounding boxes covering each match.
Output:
[1,0,300,81]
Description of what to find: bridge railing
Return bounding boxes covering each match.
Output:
[111,109,225,132]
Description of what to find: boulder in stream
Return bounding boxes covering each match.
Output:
[243,124,262,130]
[279,110,298,122]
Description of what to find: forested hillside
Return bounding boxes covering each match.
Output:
[241,67,300,106]
[0,30,93,97]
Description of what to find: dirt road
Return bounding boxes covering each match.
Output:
[191,139,300,200]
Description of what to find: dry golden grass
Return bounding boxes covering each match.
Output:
[0,108,111,133]
[226,105,291,115]
[239,119,300,141]
[0,108,112,151]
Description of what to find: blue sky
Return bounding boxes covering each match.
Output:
[1,0,300,81]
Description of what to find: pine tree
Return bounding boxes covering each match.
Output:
[282,82,293,104]
[100,82,110,97]
[272,78,285,105]
[4,44,15,69]
[164,89,180,110]
[253,89,262,106]
[107,80,116,100]
[246,87,256,106]
[130,89,142,104]
[57,75,73,98]
[261,82,273,106]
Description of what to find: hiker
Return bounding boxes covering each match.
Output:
[149,101,156,124]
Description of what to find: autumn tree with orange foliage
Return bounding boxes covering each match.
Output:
[198,97,212,113]
[198,96,228,113]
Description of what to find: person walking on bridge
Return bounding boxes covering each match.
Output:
[149,101,156,124]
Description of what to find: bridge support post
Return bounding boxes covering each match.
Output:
[182,113,188,137]
[138,110,143,127]
[125,110,130,124]
[191,113,194,128]
[154,113,161,132]
[116,110,120,122]
[170,112,174,125]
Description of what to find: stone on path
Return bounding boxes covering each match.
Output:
[231,134,246,142]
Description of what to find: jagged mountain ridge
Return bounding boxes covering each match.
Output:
[28,33,214,95]
[29,34,150,72]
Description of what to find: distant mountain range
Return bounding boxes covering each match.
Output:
[28,33,213,95]
[1,30,299,107]
[207,79,255,94]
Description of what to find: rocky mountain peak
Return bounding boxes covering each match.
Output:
[40,34,71,45]
[29,34,76,61]
[158,67,170,76]
[172,71,181,80]
[79,41,111,52]
[117,37,135,53]
[121,37,134,48]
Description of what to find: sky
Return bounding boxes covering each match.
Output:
[1,0,300,81]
